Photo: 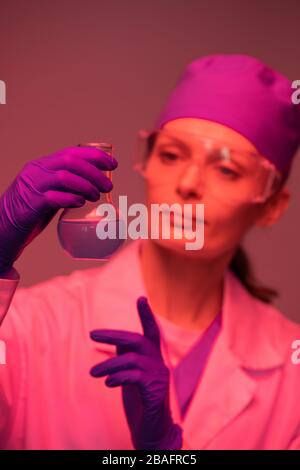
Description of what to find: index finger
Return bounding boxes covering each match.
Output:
[137,296,162,352]
[60,146,118,171]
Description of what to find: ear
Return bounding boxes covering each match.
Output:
[255,186,290,227]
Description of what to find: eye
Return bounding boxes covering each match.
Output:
[217,165,240,179]
[158,151,180,163]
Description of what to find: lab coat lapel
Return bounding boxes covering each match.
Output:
[180,332,256,449]
[169,266,258,448]
[167,266,284,449]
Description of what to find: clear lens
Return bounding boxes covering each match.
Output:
[134,128,281,205]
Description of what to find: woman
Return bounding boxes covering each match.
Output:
[0,54,300,450]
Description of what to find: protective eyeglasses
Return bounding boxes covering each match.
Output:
[133,128,282,205]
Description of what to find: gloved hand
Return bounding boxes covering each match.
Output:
[90,296,183,450]
[0,146,118,273]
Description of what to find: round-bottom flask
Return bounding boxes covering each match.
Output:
[57,142,125,260]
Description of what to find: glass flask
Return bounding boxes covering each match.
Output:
[57,142,125,260]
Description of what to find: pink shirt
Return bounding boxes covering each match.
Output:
[157,310,222,418]
[1,239,300,450]
[154,314,204,367]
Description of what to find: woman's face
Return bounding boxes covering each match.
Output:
[144,117,282,260]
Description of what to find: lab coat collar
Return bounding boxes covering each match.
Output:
[221,266,285,370]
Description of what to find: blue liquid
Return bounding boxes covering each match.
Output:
[57,219,125,260]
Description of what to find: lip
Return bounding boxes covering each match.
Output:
[168,213,206,227]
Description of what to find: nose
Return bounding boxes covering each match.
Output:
[176,163,204,199]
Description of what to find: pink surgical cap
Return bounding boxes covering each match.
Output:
[154,54,300,178]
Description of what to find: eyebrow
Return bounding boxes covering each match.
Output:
[156,137,191,154]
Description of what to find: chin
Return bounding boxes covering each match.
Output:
[152,234,234,264]
[152,237,207,259]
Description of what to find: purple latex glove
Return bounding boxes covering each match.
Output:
[90,296,183,450]
[0,146,118,273]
